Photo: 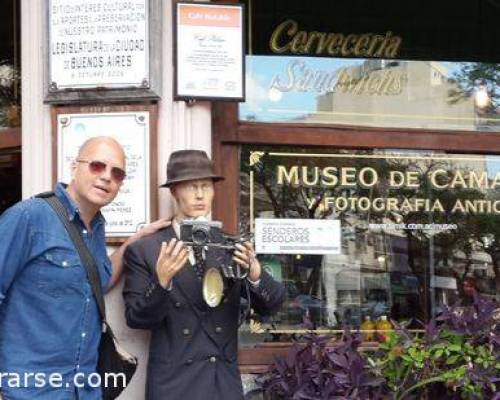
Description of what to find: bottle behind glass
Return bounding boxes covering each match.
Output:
[360,316,375,342]
[376,315,392,342]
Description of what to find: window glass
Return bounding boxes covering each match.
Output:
[238,146,500,345]
[239,56,499,132]
[0,0,20,129]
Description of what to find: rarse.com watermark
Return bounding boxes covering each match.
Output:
[0,371,126,390]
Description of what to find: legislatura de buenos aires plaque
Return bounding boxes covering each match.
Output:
[48,0,149,90]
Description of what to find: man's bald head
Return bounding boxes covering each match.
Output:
[77,136,126,163]
[68,136,127,215]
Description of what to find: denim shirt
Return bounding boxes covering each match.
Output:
[0,183,112,400]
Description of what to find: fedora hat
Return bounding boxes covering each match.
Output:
[160,150,224,188]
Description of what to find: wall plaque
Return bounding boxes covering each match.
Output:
[174,2,245,101]
[46,0,161,102]
[53,105,158,240]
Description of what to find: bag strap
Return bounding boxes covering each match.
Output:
[40,194,107,324]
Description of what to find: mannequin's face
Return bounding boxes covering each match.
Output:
[171,179,214,219]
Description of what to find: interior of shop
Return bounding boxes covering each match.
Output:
[0,0,21,214]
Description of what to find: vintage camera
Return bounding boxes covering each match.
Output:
[180,220,249,280]
[180,220,249,307]
[179,220,225,246]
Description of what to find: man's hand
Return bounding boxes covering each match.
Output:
[108,218,172,290]
[135,218,172,242]
[156,239,189,289]
[233,242,261,283]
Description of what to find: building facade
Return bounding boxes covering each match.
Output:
[0,0,499,398]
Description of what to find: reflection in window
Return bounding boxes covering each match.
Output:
[239,56,499,132]
[239,146,500,344]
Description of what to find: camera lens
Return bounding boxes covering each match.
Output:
[192,226,209,245]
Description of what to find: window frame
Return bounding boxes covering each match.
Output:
[211,102,500,372]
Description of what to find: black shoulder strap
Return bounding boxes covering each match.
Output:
[35,190,56,199]
[40,194,107,323]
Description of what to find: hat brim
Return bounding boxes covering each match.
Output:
[159,174,224,188]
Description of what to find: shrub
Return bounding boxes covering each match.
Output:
[369,294,500,399]
[257,295,500,399]
[259,328,386,399]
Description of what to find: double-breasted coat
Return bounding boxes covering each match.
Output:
[123,226,285,400]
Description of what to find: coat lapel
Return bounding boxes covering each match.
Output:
[174,260,205,307]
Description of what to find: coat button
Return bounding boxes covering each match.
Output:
[182,328,190,336]
[175,302,182,308]
[215,326,222,333]
[209,356,216,363]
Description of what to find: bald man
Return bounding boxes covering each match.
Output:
[0,136,169,400]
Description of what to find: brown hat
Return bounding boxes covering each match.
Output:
[160,150,224,188]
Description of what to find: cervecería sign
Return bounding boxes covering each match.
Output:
[269,19,401,58]
[247,0,499,62]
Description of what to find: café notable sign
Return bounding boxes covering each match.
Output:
[46,0,161,102]
[174,2,245,101]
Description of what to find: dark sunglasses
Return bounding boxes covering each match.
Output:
[76,159,126,183]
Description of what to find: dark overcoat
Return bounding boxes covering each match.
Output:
[123,226,285,400]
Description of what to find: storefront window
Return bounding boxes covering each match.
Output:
[0,0,20,129]
[239,56,499,132]
[238,146,500,344]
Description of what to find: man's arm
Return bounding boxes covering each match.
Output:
[108,218,171,289]
[245,270,285,316]
[0,204,32,306]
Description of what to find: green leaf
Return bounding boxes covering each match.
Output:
[434,349,444,359]
[448,344,462,352]
[401,355,412,363]
[446,355,460,364]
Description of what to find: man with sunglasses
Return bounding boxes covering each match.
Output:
[122,150,285,400]
[0,136,169,400]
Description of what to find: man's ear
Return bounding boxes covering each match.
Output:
[170,186,177,200]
